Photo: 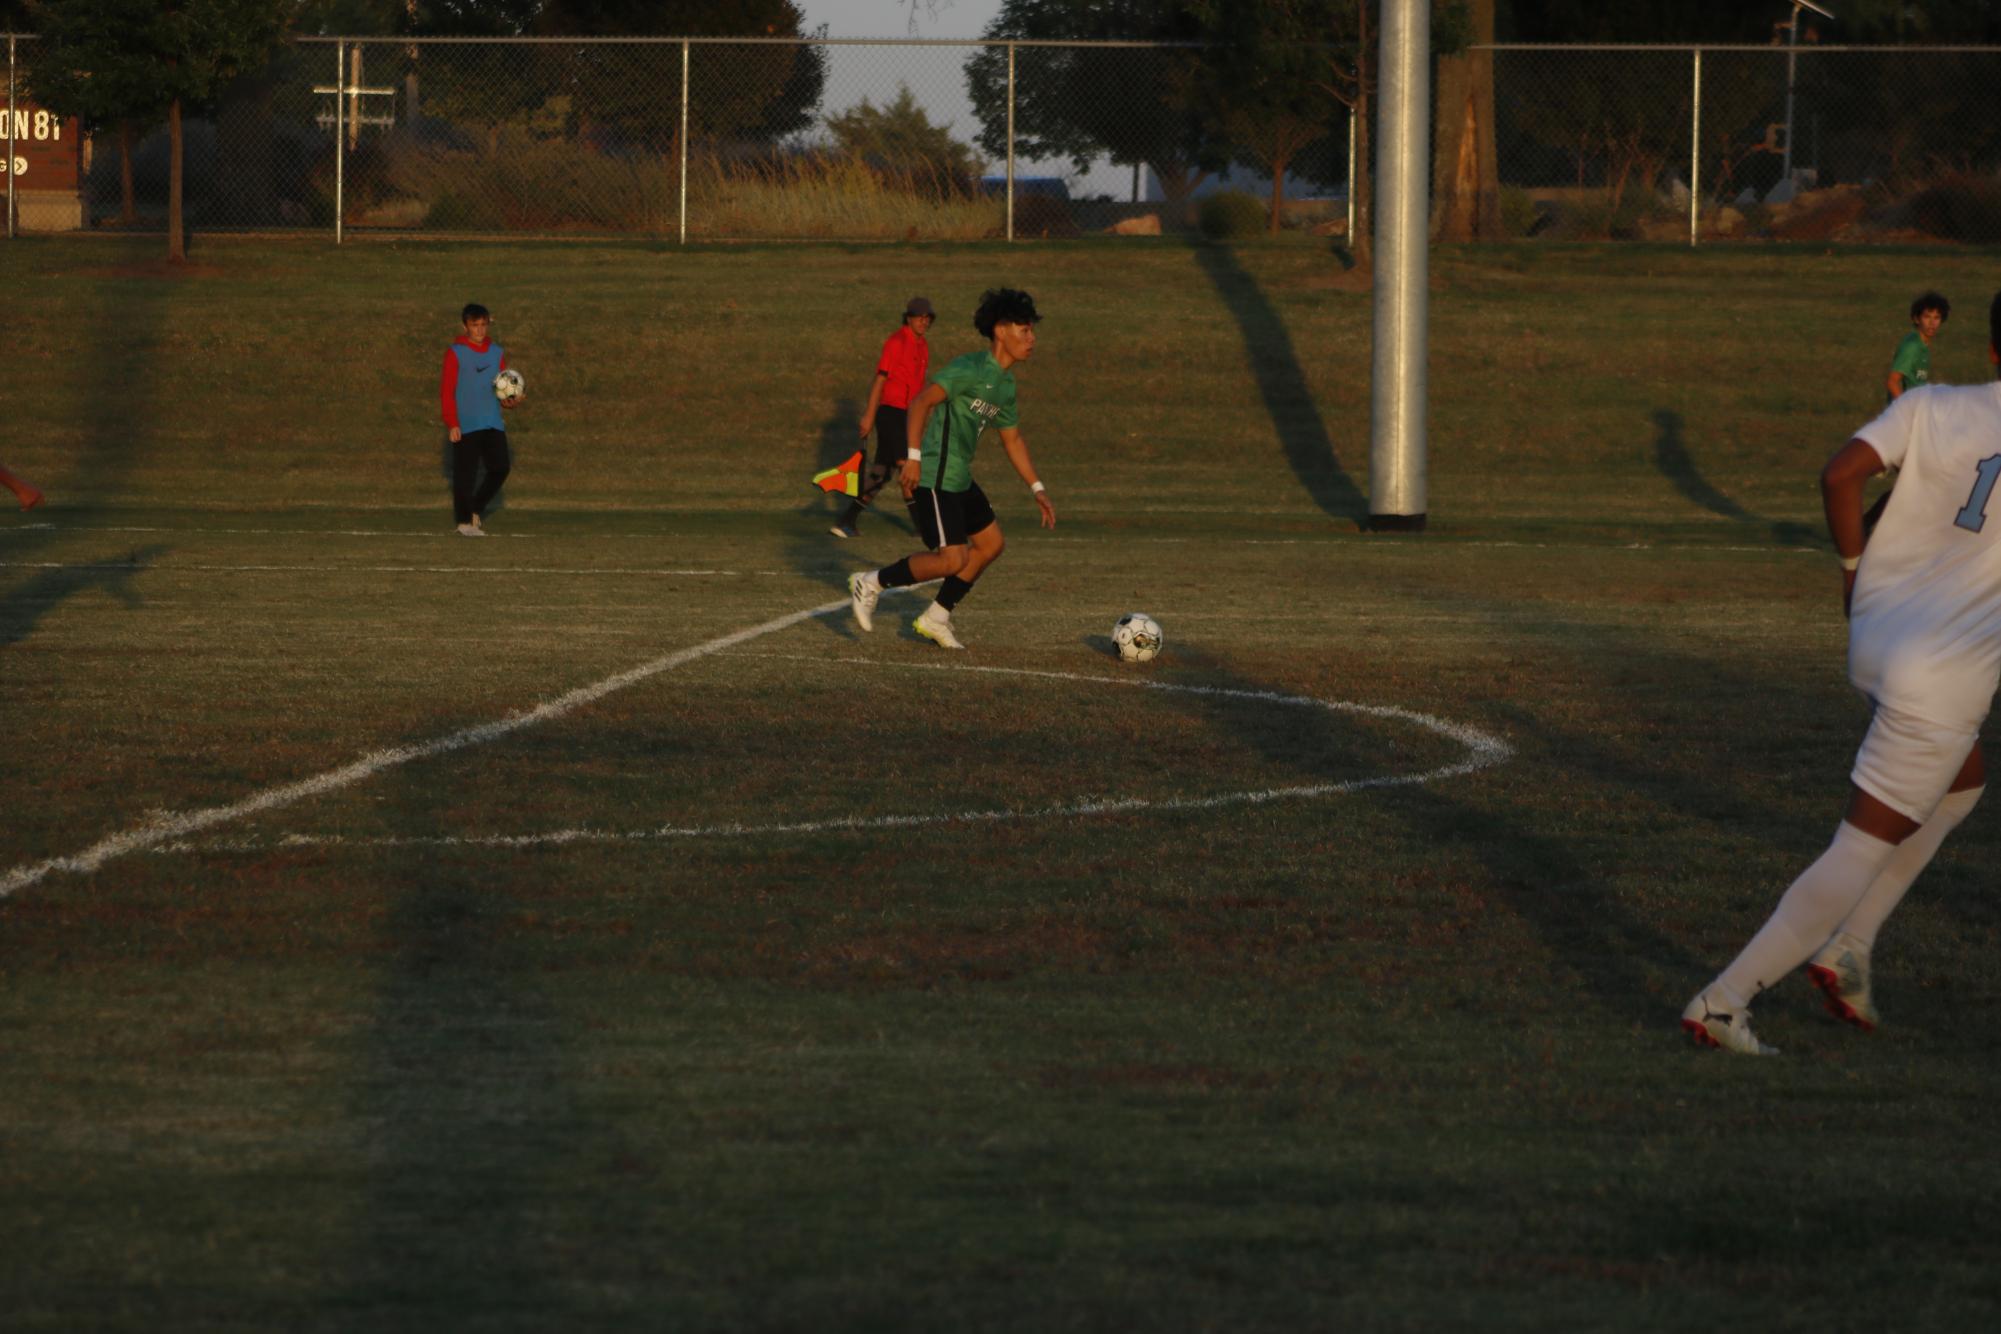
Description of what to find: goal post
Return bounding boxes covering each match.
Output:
[1369,0,1430,531]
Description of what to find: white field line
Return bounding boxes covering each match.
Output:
[0,521,1819,558]
[0,596,857,899]
[175,657,1513,856]
[0,561,760,577]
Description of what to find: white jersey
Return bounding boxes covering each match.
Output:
[1850,381,2001,729]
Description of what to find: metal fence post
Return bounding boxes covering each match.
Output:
[678,39,688,245]
[1369,0,1430,529]
[1689,48,1701,248]
[1346,106,1356,245]
[1005,42,1016,243]
[333,40,344,244]
[7,35,15,240]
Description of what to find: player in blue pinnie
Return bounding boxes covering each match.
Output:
[847,288,1055,649]
[440,302,522,537]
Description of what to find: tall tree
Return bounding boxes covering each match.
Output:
[28,0,289,255]
[964,0,1222,212]
[20,0,170,225]
[1433,0,1499,240]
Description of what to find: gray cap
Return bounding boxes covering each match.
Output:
[904,296,935,318]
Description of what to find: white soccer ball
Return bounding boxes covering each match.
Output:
[1112,612,1163,663]
[493,367,525,403]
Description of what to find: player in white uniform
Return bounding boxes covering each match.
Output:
[1682,293,2001,1055]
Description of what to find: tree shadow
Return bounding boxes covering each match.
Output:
[1652,409,1817,546]
[0,546,166,649]
[1189,243,1369,527]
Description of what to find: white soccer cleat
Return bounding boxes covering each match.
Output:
[848,570,880,632]
[1806,935,1878,1032]
[913,606,965,650]
[1681,992,1779,1056]
[455,522,486,538]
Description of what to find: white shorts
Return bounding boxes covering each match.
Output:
[1849,698,1979,824]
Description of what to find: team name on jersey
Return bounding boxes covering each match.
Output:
[968,395,1002,420]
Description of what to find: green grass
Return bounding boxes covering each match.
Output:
[4,235,2001,1331]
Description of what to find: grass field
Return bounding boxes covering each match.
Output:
[4,234,2001,1331]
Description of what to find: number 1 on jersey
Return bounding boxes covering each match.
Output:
[1954,454,2001,533]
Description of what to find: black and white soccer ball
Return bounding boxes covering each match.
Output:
[493,367,525,404]
[1112,612,1163,663]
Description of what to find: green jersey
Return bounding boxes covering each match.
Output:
[919,350,1019,493]
[1889,331,1931,399]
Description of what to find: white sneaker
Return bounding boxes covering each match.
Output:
[1681,992,1779,1056]
[1806,934,1878,1032]
[456,523,486,538]
[848,570,880,632]
[913,606,965,650]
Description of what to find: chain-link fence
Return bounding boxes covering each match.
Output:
[9,37,2001,244]
[1486,44,2001,243]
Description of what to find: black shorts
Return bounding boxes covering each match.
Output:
[871,405,909,470]
[908,481,996,550]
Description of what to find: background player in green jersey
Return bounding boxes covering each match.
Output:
[1888,291,1948,400]
[847,288,1055,650]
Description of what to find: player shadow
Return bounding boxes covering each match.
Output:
[0,545,165,649]
[1652,409,1817,546]
[787,396,917,640]
[1190,243,1369,528]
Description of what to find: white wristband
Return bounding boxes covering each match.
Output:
[1839,555,1860,572]
[1031,481,1046,494]
[906,449,922,461]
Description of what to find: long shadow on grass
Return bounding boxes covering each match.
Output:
[1653,409,1817,546]
[1148,646,1706,1027]
[339,833,652,1317]
[0,546,165,649]
[0,251,179,640]
[1190,244,1367,527]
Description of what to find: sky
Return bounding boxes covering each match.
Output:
[793,1,1006,39]
[788,0,1148,198]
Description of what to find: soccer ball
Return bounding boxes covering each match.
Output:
[493,368,525,403]
[1112,612,1163,663]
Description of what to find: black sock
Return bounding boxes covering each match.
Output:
[879,558,917,589]
[837,500,863,526]
[937,576,974,610]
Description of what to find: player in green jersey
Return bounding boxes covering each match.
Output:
[847,288,1055,650]
[1888,291,1948,400]
[1866,292,1951,535]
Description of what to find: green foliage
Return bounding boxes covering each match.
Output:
[1197,188,1266,239]
[22,0,175,127]
[1498,185,1542,237]
[965,1,1223,204]
[824,86,983,196]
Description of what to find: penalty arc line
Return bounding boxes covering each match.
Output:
[175,656,1514,856]
[0,595,856,900]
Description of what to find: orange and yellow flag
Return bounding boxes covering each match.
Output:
[812,451,864,496]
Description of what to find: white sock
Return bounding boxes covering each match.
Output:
[1708,822,1900,1009]
[1832,786,1982,951]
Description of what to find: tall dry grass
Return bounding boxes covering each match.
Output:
[370,129,1002,238]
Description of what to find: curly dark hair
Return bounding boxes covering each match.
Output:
[973,288,1041,339]
[1910,291,1950,324]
